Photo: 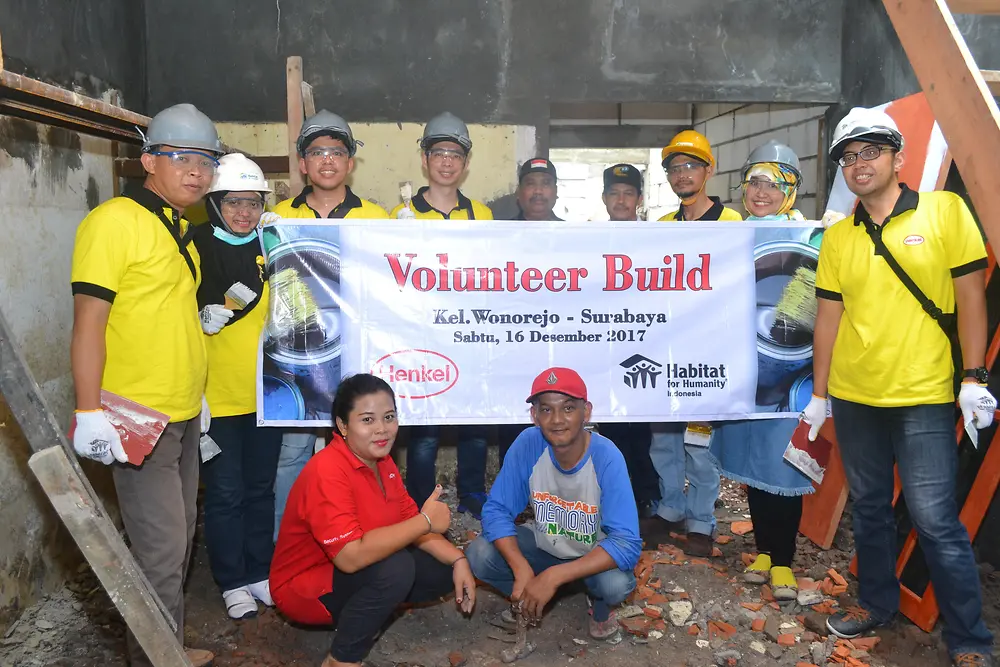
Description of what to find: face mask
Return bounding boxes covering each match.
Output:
[212,224,258,245]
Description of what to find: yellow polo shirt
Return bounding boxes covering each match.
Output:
[389,186,493,220]
[272,185,389,219]
[71,186,207,422]
[658,196,743,222]
[204,284,269,417]
[815,186,987,406]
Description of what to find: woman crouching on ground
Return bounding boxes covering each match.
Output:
[269,373,476,667]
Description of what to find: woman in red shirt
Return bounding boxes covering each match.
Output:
[270,373,476,666]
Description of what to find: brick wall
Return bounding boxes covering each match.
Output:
[693,104,829,219]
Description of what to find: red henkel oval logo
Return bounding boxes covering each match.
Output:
[903,234,925,246]
[371,349,460,399]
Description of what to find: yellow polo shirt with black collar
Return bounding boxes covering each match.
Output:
[272,185,389,219]
[70,185,207,422]
[815,185,987,407]
[390,186,493,220]
[658,196,743,222]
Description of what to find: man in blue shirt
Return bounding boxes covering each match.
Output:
[466,368,641,640]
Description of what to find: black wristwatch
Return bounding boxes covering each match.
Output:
[964,367,990,384]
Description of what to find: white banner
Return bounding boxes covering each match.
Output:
[334,220,766,425]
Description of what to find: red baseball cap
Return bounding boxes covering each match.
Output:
[526,367,588,403]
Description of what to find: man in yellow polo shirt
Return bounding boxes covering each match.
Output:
[390,112,492,519]
[70,103,220,667]
[803,108,995,666]
[269,110,389,540]
[644,130,741,557]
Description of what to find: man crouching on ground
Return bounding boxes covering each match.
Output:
[466,367,641,640]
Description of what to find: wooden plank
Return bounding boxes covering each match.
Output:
[28,447,191,667]
[947,0,1000,13]
[982,70,1000,96]
[301,81,316,118]
[286,56,305,196]
[881,0,1000,250]
[799,421,849,549]
[0,306,176,630]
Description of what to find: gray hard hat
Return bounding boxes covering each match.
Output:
[297,110,358,156]
[142,103,221,154]
[420,112,472,153]
[741,140,801,180]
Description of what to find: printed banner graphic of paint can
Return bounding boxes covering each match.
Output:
[753,240,818,410]
[263,237,343,420]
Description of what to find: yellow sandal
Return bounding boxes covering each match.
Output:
[770,566,798,601]
[743,553,771,585]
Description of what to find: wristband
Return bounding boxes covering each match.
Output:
[420,511,433,533]
[811,393,827,400]
[75,409,103,414]
[452,555,468,568]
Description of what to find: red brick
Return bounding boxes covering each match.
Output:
[777,634,797,646]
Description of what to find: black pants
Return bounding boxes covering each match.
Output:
[597,422,659,504]
[320,547,454,662]
[498,424,529,465]
[202,414,282,591]
[745,486,802,567]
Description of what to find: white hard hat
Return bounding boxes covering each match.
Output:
[208,153,271,194]
[829,107,904,161]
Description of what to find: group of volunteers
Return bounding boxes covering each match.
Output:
[66,98,997,667]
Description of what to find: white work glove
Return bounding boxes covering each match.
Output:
[200,304,233,335]
[200,396,211,435]
[259,211,281,226]
[959,382,996,430]
[396,205,416,219]
[73,410,128,465]
[800,394,830,441]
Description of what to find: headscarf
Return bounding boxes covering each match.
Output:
[741,162,800,218]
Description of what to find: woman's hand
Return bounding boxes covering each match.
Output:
[420,485,452,534]
[452,557,476,614]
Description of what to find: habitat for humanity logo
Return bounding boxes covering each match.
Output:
[619,354,663,389]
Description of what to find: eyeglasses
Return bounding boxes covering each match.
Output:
[743,179,792,192]
[149,150,220,173]
[304,147,350,160]
[220,197,264,211]
[665,162,706,176]
[838,145,889,167]
[427,148,467,162]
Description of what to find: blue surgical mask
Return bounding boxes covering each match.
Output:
[212,225,258,245]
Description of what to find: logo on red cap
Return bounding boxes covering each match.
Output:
[546,371,558,385]
[527,367,587,403]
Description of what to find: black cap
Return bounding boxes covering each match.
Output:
[519,157,558,183]
[603,163,642,194]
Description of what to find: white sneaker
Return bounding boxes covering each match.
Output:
[222,586,258,619]
[247,579,274,607]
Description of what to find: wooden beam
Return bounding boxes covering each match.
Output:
[29,447,192,667]
[286,56,305,196]
[301,81,316,119]
[982,70,1000,96]
[947,0,1000,13]
[881,0,1000,250]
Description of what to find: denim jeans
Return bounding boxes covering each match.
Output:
[648,423,719,535]
[202,414,282,591]
[465,524,635,622]
[273,430,317,541]
[598,422,659,504]
[405,425,489,506]
[832,398,992,656]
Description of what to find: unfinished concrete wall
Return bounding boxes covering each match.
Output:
[693,104,829,219]
[217,121,535,213]
[144,0,843,127]
[0,118,117,629]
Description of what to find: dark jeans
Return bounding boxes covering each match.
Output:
[598,422,660,504]
[406,425,489,506]
[498,424,529,466]
[466,524,636,622]
[832,398,992,656]
[745,486,801,567]
[203,414,283,591]
[320,547,454,663]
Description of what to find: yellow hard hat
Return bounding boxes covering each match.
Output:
[661,130,714,168]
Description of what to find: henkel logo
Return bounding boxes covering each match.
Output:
[371,349,460,399]
[903,234,925,246]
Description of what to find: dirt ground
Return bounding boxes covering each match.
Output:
[4,466,1000,667]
